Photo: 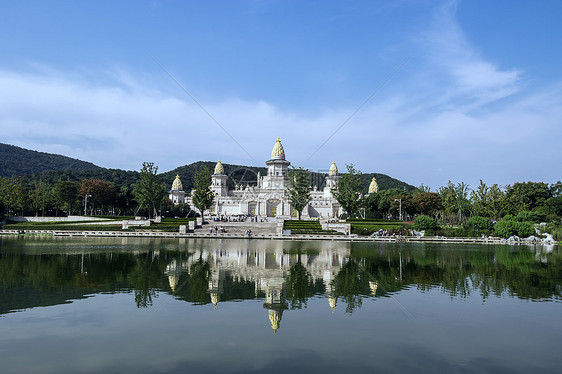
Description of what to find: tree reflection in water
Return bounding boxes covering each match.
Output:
[0,240,560,322]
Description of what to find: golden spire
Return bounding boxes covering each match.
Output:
[171,174,183,190]
[268,309,281,333]
[210,293,220,310]
[328,161,338,176]
[168,275,179,293]
[368,177,379,193]
[328,296,337,311]
[271,138,285,160]
[369,281,378,296]
[214,160,224,174]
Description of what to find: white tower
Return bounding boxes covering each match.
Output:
[169,174,186,205]
[262,138,291,190]
[324,161,340,198]
[211,160,228,197]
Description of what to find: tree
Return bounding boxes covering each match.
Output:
[412,192,443,217]
[464,216,493,235]
[331,164,364,218]
[3,177,29,216]
[505,182,552,214]
[471,180,507,220]
[439,181,471,224]
[30,179,52,217]
[376,188,404,217]
[287,167,311,220]
[363,192,382,219]
[191,165,214,221]
[53,180,80,215]
[132,162,167,218]
[79,179,117,215]
[413,215,439,230]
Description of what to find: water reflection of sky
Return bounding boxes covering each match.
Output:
[2,290,561,373]
[0,238,561,373]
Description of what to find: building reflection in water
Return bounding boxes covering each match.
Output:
[167,240,353,332]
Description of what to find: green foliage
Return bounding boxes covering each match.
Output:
[505,182,552,214]
[0,143,100,178]
[349,220,411,236]
[412,192,443,216]
[2,177,29,215]
[494,218,534,238]
[413,215,438,230]
[132,162,167,218]
[514,210,541,223]
[287,262,311,309]
[79,179,118,215]
[53,180,80,215]
[191,166,214,220]
[373,188,414,218]
[331,164,364,218]
[283,220,341,235]
[287,167,311,220]
[439,181,471,224]
[464,216,494,234]
[471,180,507,219]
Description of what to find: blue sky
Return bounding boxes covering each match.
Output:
[1,0,561,190]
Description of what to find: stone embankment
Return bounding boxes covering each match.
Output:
[0,228,558,245]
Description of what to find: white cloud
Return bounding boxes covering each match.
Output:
[1,0,561,192]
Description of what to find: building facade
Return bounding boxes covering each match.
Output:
[169,138,344,219]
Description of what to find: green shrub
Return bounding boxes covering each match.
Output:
[413,215,438,230]
[464,216,493,235]
[514,211,540,223]
[494,219,534,238]
[513,221,535,237]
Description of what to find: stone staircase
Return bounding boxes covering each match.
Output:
[195,221,278,236]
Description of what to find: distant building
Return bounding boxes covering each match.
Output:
[169,138,343,219]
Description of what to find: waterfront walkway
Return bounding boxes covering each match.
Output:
[0,228,555,245]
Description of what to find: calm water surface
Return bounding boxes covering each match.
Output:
[1,237,560,373]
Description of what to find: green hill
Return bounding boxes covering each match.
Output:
[162,162,415,193]
[0,143,101,178]
[2,143,415,192]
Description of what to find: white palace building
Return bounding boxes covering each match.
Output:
[168,138,380,219]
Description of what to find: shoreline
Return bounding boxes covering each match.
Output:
[1,229,558,246]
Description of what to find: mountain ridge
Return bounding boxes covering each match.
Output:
[1,143,415,192]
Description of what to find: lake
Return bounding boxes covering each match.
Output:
[0,236,560,373]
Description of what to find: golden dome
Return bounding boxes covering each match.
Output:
[271,138,285,160]
[328,296,337,310]
[328,161,338,176]
[210,293,220,310]
[368,177,379,193]
[171,174,183,190]
[168,275,179,293]
[268,309,281,333]
[369,281,378,296]
[214,160,224,174]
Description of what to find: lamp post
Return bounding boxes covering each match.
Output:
[84,194,92,216]
[394,198,402,221]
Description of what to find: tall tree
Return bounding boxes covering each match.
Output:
[79,179,117,215]
[471,180,507,220]
[287,167,311,220]
[412,192,443,218]
[191,165,214,221]
[53,180,80,216]
[4,177,29,216]
[505,182,551,214]
[331,164,364,218]
[30,179,52,217]
[133,162,167,218]
[439,181,471,223]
